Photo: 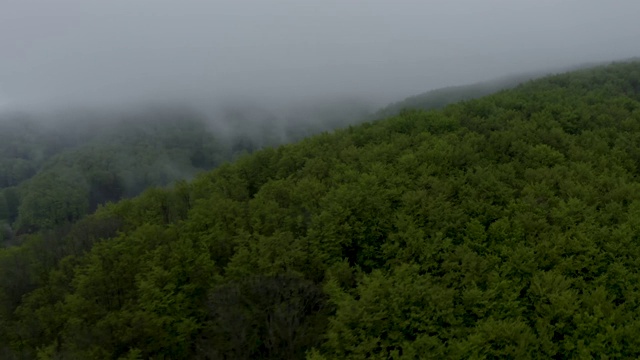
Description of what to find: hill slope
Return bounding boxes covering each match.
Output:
[2,61,640,359]
[0,100,372,243]
[371,61,609,119]
[0,69,535,245]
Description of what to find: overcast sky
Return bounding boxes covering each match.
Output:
[1,0,639,111]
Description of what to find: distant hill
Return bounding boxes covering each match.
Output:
[375,73,536,118]
[373,61,610,119]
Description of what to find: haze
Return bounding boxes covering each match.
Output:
[1,0,639,112]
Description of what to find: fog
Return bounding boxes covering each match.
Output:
[1,0,639,112]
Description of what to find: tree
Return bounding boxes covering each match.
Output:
[15,170,89,233]
[1,187,19,224]
[198,274,329,360]
[0,193,8,221]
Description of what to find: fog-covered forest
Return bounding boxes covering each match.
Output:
[1,60,640,358]
[3,1,640,359]
[0,100,371,241]
[2,72,546,244]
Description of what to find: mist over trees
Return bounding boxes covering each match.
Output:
[1,72,542,244]
[1,61,640,358]
[1,1,640,358]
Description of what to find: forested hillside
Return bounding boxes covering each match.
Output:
[0,101,373,243]
[0,75,529,245]
[374,73,540,119]
[2,61,640,359]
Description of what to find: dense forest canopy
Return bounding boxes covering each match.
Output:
[2,60,640,358]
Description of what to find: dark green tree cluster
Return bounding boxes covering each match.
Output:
[2,61,640,358]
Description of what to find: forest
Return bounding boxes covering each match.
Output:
[1,60,640,359]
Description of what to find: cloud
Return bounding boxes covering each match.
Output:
[1,0,638,110]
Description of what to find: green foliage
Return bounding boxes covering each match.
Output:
[1,187,20,224]
[3,60,640,358]
[198,273,330,359]
[0,101,375,240]
[0,194,8,222]
[0,109,226,239]
[16,169,90,233]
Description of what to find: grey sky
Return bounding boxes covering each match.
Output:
[1,0,639,110]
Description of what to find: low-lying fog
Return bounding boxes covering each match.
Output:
[1,0,639,117]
